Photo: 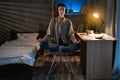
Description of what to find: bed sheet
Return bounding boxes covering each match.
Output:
[0,46,36,66]
[0,46,36,58]
[2,40,40,50]
[0,32,40,66]
[0,55,35,66]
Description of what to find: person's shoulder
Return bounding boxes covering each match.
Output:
[64,17,71,21]
[50,17,58,21]
[51,17,58,20]
[65,17,72,22]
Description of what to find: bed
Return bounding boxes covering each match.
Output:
[0,32,40,66]
[0,32,41,80]
[0,46,36,66]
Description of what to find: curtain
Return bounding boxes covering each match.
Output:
[105,0,115,36]
[112,0,120,79]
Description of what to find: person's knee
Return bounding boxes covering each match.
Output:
[61,43,80,52]
[40,41,49,49]
[75,43,80,49]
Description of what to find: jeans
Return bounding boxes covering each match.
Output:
[40,41,80,52]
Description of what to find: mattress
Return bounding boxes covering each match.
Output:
[0,33,40,66]
[0,46,36,66]
[2,40,40,50]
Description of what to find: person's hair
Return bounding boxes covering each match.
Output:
[55,3,67,17]
[57,4,66,9]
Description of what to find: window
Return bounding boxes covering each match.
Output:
[54,0,88,16]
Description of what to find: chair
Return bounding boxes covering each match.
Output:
[47,50,80,75]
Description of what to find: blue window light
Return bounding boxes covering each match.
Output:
[54,0,88,16]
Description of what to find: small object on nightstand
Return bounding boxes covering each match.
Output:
[95,35,104,39]
[86,30,94,34]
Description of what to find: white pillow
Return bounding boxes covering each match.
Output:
[17,33,38,41]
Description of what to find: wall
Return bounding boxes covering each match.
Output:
[0,0,51,45]
[67,14,88,32]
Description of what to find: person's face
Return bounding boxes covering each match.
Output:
[58,6,66,17]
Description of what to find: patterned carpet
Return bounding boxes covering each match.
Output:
[33,55,85,80]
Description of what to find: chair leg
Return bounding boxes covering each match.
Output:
[48,54,75,75]
[48,55,58,74]
[65,56,75,75]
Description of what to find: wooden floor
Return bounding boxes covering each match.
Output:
[33,54,85,80]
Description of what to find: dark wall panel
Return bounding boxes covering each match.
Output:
[0,0,51,45]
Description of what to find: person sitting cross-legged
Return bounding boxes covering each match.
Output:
[37,4,80,54]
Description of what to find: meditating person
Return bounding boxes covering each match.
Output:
[37,3,80,54]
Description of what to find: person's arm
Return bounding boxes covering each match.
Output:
[37,30,46,41]
[41,18,55,42]
[68,20,79,43]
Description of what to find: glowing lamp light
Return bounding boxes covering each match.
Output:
[93,13,99,19]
